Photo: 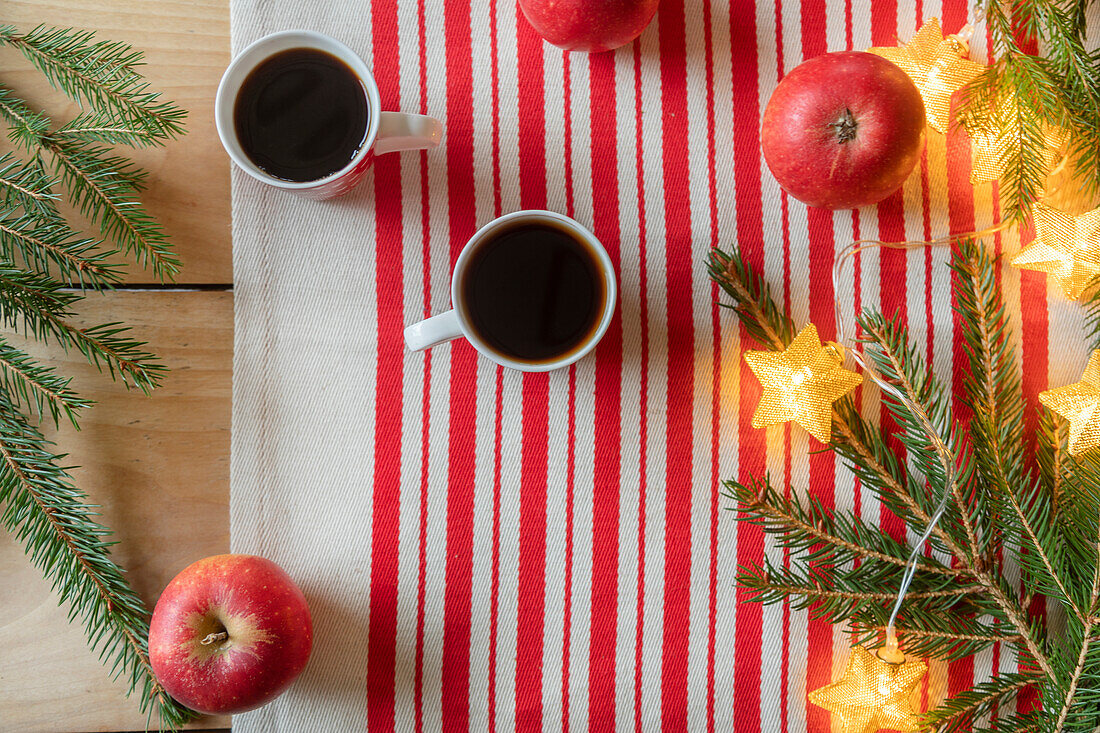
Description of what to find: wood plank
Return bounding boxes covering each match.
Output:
[0,291,231,732]
[0,0,231,285]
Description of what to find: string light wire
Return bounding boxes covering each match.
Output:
[829,223,1007,659]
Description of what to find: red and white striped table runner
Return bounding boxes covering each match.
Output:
[229,0,1090,729]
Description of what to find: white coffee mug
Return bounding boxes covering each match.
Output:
[215,30,442,200]
[404,210,617,373]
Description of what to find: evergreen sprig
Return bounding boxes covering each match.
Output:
[0,25,193,730]
[708,240,1100,730]
[957,0,1100,223]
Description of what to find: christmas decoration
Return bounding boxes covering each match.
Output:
[1011,203,1100,300]
[1039,350,1100,456]
[743,323,862,442]
[966,97,1068,186]
[0,25,191,730]
[808,644,926,733]
[868,18,982,134]
[867,6,1100,225]
[709,240,1100,732]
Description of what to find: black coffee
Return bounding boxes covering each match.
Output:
[234,48,369,182]
[461,222,606,364]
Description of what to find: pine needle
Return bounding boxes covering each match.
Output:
[0,24,192,730]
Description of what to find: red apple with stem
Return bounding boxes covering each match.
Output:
[517,0,660,53]
[761,51,926,209]
[149,554,313,715]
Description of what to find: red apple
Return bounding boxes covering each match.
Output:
[148,554,313,715]
[760,51,926,209]
[518,0,659,53]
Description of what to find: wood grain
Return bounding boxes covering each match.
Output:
[0,0,231,285]
[0,291,231,732]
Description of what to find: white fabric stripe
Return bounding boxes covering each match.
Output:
[231,0,383,727]
[466,0,506,725]
[564,49,595,733]
[639,10,672,727]
[710,0,741,718]
[541,41,572,732]
[685,0,720,724]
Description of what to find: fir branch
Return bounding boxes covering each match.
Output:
[0,208,122,288]
[952,242,1083,616]
[0,25,186,140]
[737,561,980,625]
[960,0,1100,220]
[1053,516,1100,733]
[0,397,193,729]
[0,24,187,727]
[729,475,963,577]
[862,311,1053,677]
[55,110,170,148]
[0,152,56,217]
[708,246,972,559]
[858,310,986,561]
[0,261,165,391]
[707,247,794,349]
[0,336,90,427]
[924,673,1040,733]
[46,137,178,278]
[0,87,180,281]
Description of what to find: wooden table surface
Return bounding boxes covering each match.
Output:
[0,1,233,730]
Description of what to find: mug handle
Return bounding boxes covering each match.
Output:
[405,309,462,351]
[374,112,443,155]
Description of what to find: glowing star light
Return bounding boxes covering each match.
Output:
[809,645,927,733]
[1011,203,1100,300]
[1040,350,1100,455]
[743,323,862,443]
[870,18,984,134]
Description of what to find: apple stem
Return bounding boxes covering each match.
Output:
[201,631,229,646]
[830,108,858,144]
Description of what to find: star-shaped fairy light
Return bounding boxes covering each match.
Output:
[1039,350,1100,455]
[1011,203,1100,300]
[869,18,984,133]
[808,645,927,733]
[743,323,862,443]
[967,95,1068,184]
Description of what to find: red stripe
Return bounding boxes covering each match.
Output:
[563,364,576,732]
[942,0,977,705]
[631,39,650,733]
[587,48,623,733]
[366,0,404,727]
[797,0,835,728]
[489,367,504,729]
[486,0,504,725]
[701,0,721,727]
[730,0,765,723]
[870,1,907,547]
[514,11,549,728]
[441,0,478,726]
[659,0,695,726]
[516,378,549,728]
[561,51,575,733]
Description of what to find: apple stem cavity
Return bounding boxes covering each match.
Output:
[829,108,859,144]
[201,631,229,646]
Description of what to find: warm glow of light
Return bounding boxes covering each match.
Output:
[869,18,984,134]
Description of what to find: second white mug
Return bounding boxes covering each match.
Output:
[404,210,617,373]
